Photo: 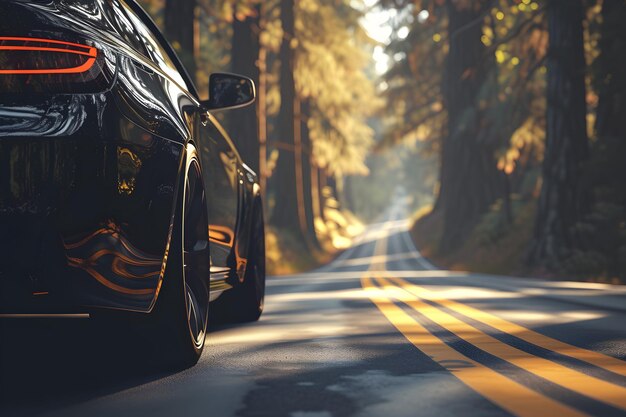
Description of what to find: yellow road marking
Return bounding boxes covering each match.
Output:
[390,276,626,379]
[377,277,626,411]
[361,276,588,417]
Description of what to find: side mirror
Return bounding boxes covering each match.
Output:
[203,73,256,111]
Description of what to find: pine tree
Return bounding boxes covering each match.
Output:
[269,0,305,237]
[529,0,590,269]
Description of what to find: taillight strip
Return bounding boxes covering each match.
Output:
[0,46,95,57]
[0,36,97,75]
[0,36,94,52]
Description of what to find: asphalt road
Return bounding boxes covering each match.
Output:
[1,201,626,417]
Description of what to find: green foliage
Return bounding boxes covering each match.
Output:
[474,199,514,246]
[295,0,380,177]
[381,0,447,150]
[381,0,547,174]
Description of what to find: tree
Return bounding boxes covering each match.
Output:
[269,0,376,245]
[164,0,197,79]
[295,0,377,247]
[576,0,626,279]
[230,2,262,173]
[529,0,589,269]
[437,0,502,251]
[269,0,306,237]
[594,0,626,144]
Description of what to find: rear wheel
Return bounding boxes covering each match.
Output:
[180,151,210,354]
[213,201,265,323]
[150,145,210,366]
[128,145,210,369]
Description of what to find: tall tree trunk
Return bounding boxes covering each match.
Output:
[293,97,307,234]
[591,0,626,277]
[311,161,322,225]
[300,100,320,248]
[269,0,306,239]
[230,4,261,173]
[164,0,196,81]
[529,0,589,268]
[595,0,626,143]
[257,17,268,202]
[438,1,500,252]
[319,168,328,220]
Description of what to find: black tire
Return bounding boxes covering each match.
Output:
[152,144,210,367]
[94,144,210,370]
[213,201,265,323]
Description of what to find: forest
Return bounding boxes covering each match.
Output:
[137,0,626,284]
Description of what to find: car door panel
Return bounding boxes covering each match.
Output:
[198,117,240,274]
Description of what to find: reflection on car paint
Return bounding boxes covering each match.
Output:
[208,224,234,248]
[114,54,190,142]
[0,96,89,137]
[117,146,141,195]
[207,224,248,282]
[63,221,161,296]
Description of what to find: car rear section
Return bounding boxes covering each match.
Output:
[0,0,188,314]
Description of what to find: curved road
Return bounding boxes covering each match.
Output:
[1,201,626,417]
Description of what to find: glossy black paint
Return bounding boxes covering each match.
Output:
[0,0,260,314]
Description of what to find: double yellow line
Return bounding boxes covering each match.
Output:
[361,232,626,417]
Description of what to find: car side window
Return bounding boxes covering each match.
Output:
[118,1,189,92]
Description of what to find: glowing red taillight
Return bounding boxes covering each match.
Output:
[0,36,97,74]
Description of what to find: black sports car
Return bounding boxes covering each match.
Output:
[0,0,265,367]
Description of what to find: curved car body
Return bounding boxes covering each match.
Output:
[0,0,265,365]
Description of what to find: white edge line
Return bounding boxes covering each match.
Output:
[400,227,438,270]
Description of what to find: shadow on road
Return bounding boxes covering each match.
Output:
[0,317,179,416]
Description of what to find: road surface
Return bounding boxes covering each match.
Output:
[1,201,626,417]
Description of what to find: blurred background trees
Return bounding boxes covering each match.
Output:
[137,0,626,283]
[381,0,626,283]
[137,0,377,272]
